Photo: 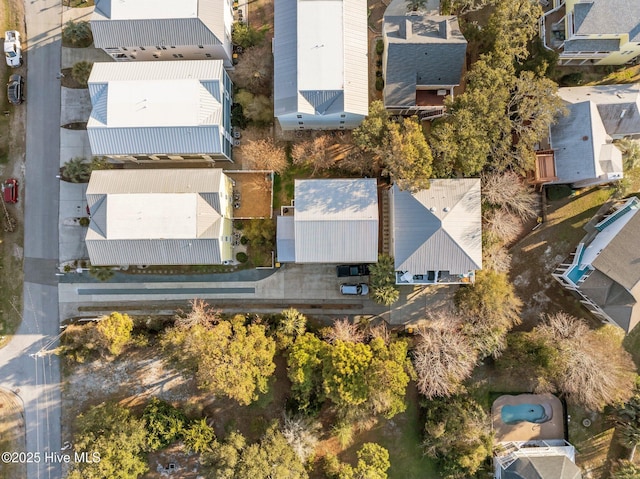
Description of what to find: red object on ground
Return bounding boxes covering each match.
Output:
[2,178,18,203]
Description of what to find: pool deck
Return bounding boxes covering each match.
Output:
[492,393,565,442]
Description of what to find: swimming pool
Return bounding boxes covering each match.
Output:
[501,403,550,424]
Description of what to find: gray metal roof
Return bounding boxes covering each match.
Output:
[276,216,296,262]
[504,456,581,479]
[293,179,378,263]
[92,0,229,50]
[571,0,640,41]
[86,169,233,266]
[383,1,466,107]
[391,179,482,274]
[563,38,621,54]
[87,61,230,157]
[550,101,613,184]
[273,0,369,119]
[557,84,640,138]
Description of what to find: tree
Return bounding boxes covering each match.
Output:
[232,22,267,49]
[322,318,366,344]
[322,340,373,408]
[281,414,321,463]
[485,0,542,63]
[62,157,91,183]
[174,298,221,329]
[67,402,148,479]
[615,390,640,460]
[204,426,308,479]
[369,254,400,306]
[367,338,414,418]
[612,460,640,479]
[235,89,273,124]
[483,208,522,244]
[276,308,307,349]
[481,171,537,221]
[183,418,216,453]
[534,313,636,411]
[325,443,390,479]
[352,101,389,154]
[142,398,188,451]
[382,117,433,192]
[95,312,133,356]
[482,240,512,273]
[242,218,276,249]
[413,320,477,399]
[616,138,640,170]
[89,265,114,281]
[291,135,336,174]
[231,44,273,96]
[62,20,93,48]
[71,61,93,87]
[287,333,327,413]
[162,313,276,405]
[456,270,522,358]
[241,138,288,173]
[422,395,493,479]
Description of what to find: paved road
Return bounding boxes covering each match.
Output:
[0,0,63,478]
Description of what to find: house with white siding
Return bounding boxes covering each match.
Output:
[91,0,233,67]
[276,179,379,263]
[273,0,369,130]
[390,179,482,284]
[87,60,233,162]
[86,169,234,266]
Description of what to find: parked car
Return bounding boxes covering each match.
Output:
[2,178,18,203]
[340,283,369,296]
[336,264,371,277]
[7,74,23,105]
[4,31,22,68]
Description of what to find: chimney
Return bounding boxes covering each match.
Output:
[439,19,450,39]
[399,18,413,39]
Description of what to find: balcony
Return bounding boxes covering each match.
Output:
[540,2,566,51]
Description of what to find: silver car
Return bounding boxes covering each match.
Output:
[340,283,369,296]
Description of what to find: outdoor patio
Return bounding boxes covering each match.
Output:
[226,171,274,219]
[492,393,565,442]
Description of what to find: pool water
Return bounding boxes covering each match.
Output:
[501,403,549,424]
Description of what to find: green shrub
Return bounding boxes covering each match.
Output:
[71,61,93,87]
[559,72,583,86]
[143,398,188,451]
[375,77,384,91]
[240,236,249,245]
[234,220,245,230]
[376,39,384,56]
[236,252,248,263]
[62,20,93,48]
[79,217,90,227]
[232,22,266,49]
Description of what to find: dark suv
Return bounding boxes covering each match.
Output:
[7,74,23,105]
[336,264,370,277]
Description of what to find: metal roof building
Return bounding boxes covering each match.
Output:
[91,0,233,66]
[276,179,379,263]
[87,61,233,161]
[85,169,234,266]
[390,179,481,284]
[273,0,369,130]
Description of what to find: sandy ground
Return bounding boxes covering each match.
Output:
[0,388,26,478]
[226,171,273,219]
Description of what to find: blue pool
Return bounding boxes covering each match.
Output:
[501,403,550,424]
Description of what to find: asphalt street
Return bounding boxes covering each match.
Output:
[0,0,63,478]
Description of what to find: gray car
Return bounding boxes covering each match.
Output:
[340,283,369,296]
[7,74,23,105]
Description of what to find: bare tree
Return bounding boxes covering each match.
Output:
[413,317,477,399]
[291,135,336,174]
[281,414,321,463]
[174,298,221,329]
[483,208,522,244]
[534,313,636,411]
[229,44,273,96]
[482,241,512,273]
[368,322,390,345]
[241,138,288,173]
[481,171,537,220]
[322,318,366,344]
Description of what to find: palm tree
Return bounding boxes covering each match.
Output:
[372,284,400,306]
[278,308,307,338]
[89,266,114,282]
[61,157,91,183]
[62,20,93,47]
[71,61,93,87]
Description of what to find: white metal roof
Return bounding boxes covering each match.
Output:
[293,179,378,263]
[297,1,344,91]
[274,0,368,118]
[392,179,482,274]
[86,169,232,265]
[109,0,198,20]
[87,61,227,156]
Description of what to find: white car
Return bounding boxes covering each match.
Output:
[340,283,369,296]
[4,31,22,68]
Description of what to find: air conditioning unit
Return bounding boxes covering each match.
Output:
[436,89,447,96]
[234,139,241,146]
